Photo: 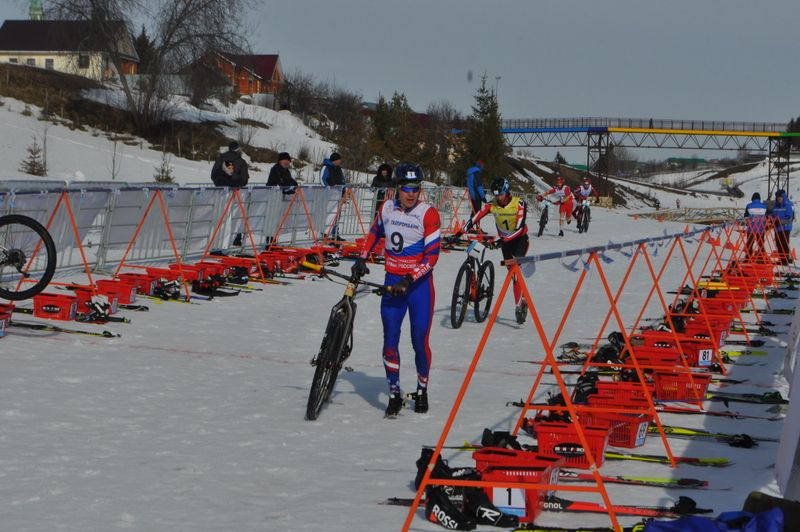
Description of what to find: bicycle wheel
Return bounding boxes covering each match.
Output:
[474,260,495,323]
[306,306,351,420]
[450,262,472,329]
[0,214,57,300]
[538,207,548,237]
[582,207,591,233]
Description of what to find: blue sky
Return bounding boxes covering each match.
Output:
[2,0,798,160]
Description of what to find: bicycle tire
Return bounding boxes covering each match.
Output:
[306,307,350,420]
[538,206,548,237]
[0,214,57,301]
[450,262,472,329]
[582,206,591,233]
[474,261,494,323]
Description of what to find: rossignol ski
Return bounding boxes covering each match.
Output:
[9,319,120,338]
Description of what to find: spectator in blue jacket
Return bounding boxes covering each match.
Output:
[744,192,768,259]
[772,189,794,264]
[466,160,487,216]
[320,152,346,186]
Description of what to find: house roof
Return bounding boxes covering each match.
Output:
[218,53,281,81]
[0,20,139,61]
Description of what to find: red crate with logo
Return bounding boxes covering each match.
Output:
[682,317,730,346]
[212,256,259,275]
[71,287,119,316]
[0,302,13,337]
[533,421,610,469]
[472,448,563,522]
[595,380,653,402]
[653,372,712,402]
[194,260,231,278]
[118,273,160,296]
[632,330,716,367]
[579,410,652,448]
[96,279,137,305]
[33,292,78,321]
[169,263,207,282]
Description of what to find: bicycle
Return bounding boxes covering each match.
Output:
[0,214,57,300]
[537,199,549,237]
[575,198,592,234]
[302,260,385,421]
[449,237,495,329]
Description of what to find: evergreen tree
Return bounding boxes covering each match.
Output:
[451,76,510,186]
[20,136,47,176]
[367,92,420,165]
[133,25,156,73]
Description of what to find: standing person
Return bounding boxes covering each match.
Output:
[319,152,346,186]
[572,176,600,233]
[320,152,346,240]
[744,192,768,259]
[676,198,681,209]
[267,152,299,194]
[371,163,393,219]
[211,141,250,187]
[538,175,572,237]
[772,189,794,265]
[351,163,441,417]
[457,177,530,324]
[466,159,488,217]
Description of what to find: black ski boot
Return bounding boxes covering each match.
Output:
[385,393,404,418]
[558,230,564,237]
[515,301,527,324]
[411,388,428,414]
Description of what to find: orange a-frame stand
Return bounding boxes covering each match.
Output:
[264,187,323,252]
[198,188,268,281]
[18,191,95,292]
[404,225,744,532]
[111,189,191,299]
[321,187,369,243]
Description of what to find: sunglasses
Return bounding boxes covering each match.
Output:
[400,185,421,193]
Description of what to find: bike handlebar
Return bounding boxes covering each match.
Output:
[301,260,387,292]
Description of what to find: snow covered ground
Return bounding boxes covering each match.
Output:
[0,208,793,531]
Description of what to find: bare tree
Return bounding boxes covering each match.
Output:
[46,0,254,132]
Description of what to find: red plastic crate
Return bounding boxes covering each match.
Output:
[194,260,231,278]
[0,302,13,337]
[96,279,137,305]
[653,372,712,401]
[145,267,181,281]
[169,263,207,282]
[212,256,259,275]
[587,393,650,410]
[33,292,78,321]
[580,411,652,448]
[472,448,562,523]
[533,421,610,469]
[69,288,118,316]
[118,273,160,296]
[595,380,653,401]
[693,297,740,315]
[682,318,730,346]
[632,331,715,368]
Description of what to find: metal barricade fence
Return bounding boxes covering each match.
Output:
[0,183,477,277]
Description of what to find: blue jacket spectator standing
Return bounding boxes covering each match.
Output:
[320,152,346,186]
[744,192,768,259]
[466,160,487,216]
[772,189,794,264]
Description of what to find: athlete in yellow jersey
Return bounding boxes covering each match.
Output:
[459,177,530,323]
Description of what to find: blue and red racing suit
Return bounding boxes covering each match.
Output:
[360,198,441,394]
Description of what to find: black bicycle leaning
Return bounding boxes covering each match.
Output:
[0,214,57,300]
[576,198,592,234]
[449,238,495,329]
[303,261,385,421]
[537,199,549,237]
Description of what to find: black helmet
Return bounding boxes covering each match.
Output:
[491,177,510,196]
[393,163,424,186]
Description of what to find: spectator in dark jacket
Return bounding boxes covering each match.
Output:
[371,163,393,218]
[211,141,250,187]
[267,152,299,195]
[772,189,794,264]
[320,152,346,186]
[744,192,768,259]
[466,160,487,215]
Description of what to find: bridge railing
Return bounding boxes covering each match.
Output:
[502,117,788,133]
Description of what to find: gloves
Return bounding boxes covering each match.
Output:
[351,257,369,278]
[489,239,503,249]
[387,274,413,295]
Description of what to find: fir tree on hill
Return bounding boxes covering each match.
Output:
[20,136,47,177]
[451,75,510,186]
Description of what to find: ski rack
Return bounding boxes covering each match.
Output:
[16,191,96,292]
[112,189,192,300]
[320,187,369,245]
[405,223,786,532]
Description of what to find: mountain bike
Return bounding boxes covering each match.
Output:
[302,261,385,421]
[537,199,549,237]
[449,238,495,329]
[0,214,57,300]
[576,199,592,234]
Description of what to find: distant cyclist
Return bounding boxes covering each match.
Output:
[538,175,572,237]
[457,177,530,324]
[572,176,600,233]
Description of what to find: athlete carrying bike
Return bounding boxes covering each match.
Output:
[537,175,572,237]
[454,177,530,324]
[352,163,441,417]
[572,176,600,234]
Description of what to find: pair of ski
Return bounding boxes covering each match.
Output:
[11,307,131,324]
[9,319,121,338]
[386,493,711,519]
